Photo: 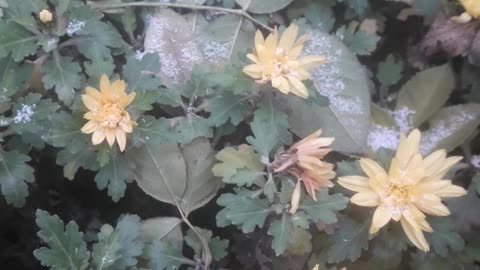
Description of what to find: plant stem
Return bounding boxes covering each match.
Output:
[91,1,273,31]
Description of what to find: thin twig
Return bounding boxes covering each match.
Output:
[92,1,273,31]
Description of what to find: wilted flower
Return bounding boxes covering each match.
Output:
[338,129,467,252]
[243,24,326,99]
[453,0,480,23]
[81,75,136,152]
[39,9,53,23]
[273,130,335,213]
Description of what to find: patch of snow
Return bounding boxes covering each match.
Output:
[391,106,414,133]
[367,124,400,152]
[420,112,476,155]
[66,20,85,36]
[198,40,231,63]
[13,104,36,124]
[135,50,146,60]
[471,155,480,169]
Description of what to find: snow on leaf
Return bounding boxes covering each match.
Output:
[284,29,371,154]
[144,9,203,87]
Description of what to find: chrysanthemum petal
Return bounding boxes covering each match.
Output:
[105,128,116,147]
[370,205,392,234]
[99,74,111,94]
[116,129,127,152]
[92,129,106,145]
[289,181,302,214]
[286,75,308,98]
[264,28,279,52]
[424,156,463,182]
[299,55,326,70]
[434,184,467,197]
[279,24,298,51]
[359,158,388,180]
[86,87,102,100]
[350,191,380,206]
[243,64,263,79]
[338,176,372,193]
[255,30,265,51]
[272,76,290,94]
[81,121,96,134]
[82,94,99,111]
[400,217,430,252]
[414,194,450,216]
[395,129,421,167]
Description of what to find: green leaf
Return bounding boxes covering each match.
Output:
[395,64,455,129]
[171,116,213,144]
[85,54,115,85]
[206,92,249,127]
[287,227,312,256]
[247,98,292,157]
[426,217,465,257]
[95,154,133,202]
[0,150,34,207]
[180,65,215,99]
[140,217,183,249]
[132,116,176,146]
[337,26,380,56]
[33,210,90,270]
[327,217,369,263]
[419,104,480,155]
[184,227,228,261]
[283,29,371,154]
[304,2,335,32]
[57,147,99,180]
[144,240,193,270]
[0,21,38,61]
[377,54,404,99]
[268,213,293,256]
[210,236,229,261]
[144,9,202,87]
[412,0,442,23]
[123,53,162,91]
[111,215,144,268]
[209,65,252,95]
[448,184,480,233]
[0,57,32,100]
[235,0,294,13]
[344,0,369,17]
[92,224,121,270]
[6,0,47,25]
[41,55,83,105]
[130,138,220,215]
[217,192,274,232]
[299,189,348,224]
[8,93,59,136]
[212,145,264,187]
[368,224,408,269]
[43,112,86,154]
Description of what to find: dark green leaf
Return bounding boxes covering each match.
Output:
[377,54,404,99]
[144,240,193,270]
[247,98,291,157]
[206,92,249,127]
[140,217,183,250]
[41,55,83,105]
[95,154,133,202]
[43,112,86,154]
[33,210,89,270]
[171,116,213,144]
[0,21,38,61]
[0,150,34,207]
[300,190,348,224]
[268,213,293,256]
[0,57,32,101]
[57,147,99,180]
[123,53,162,91]
[426,217,465,257]
[305,2,335,32]
[327,217,369,263]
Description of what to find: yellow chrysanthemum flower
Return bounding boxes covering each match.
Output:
[338,129,467,252]
[81,75,136,152]
[273,130,335,213]
[243,24,326,99]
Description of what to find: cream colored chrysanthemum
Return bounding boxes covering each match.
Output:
[39,9,53,23]
[81,75,136,152]
[273,130,335,213]
[243,24,325,99]
[453,0,480,23]
[338,129,467,252]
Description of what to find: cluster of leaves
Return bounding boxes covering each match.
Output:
[1,0,480,269]
[34,210,229,269]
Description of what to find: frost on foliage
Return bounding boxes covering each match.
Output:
[288,29,370,154]
[66,20,85,36]
[367,124,399,152]
[392,107,414,132]
[144,9,203,87]
[13,104,36,124]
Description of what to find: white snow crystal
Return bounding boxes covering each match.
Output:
[66,20,85,36]
[13,104,36,124]
[367,125,400,152]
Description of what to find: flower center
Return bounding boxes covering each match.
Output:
[97,103,125,128]
[381,184,414,217]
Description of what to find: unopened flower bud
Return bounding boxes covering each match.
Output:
[39,9,53,23]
